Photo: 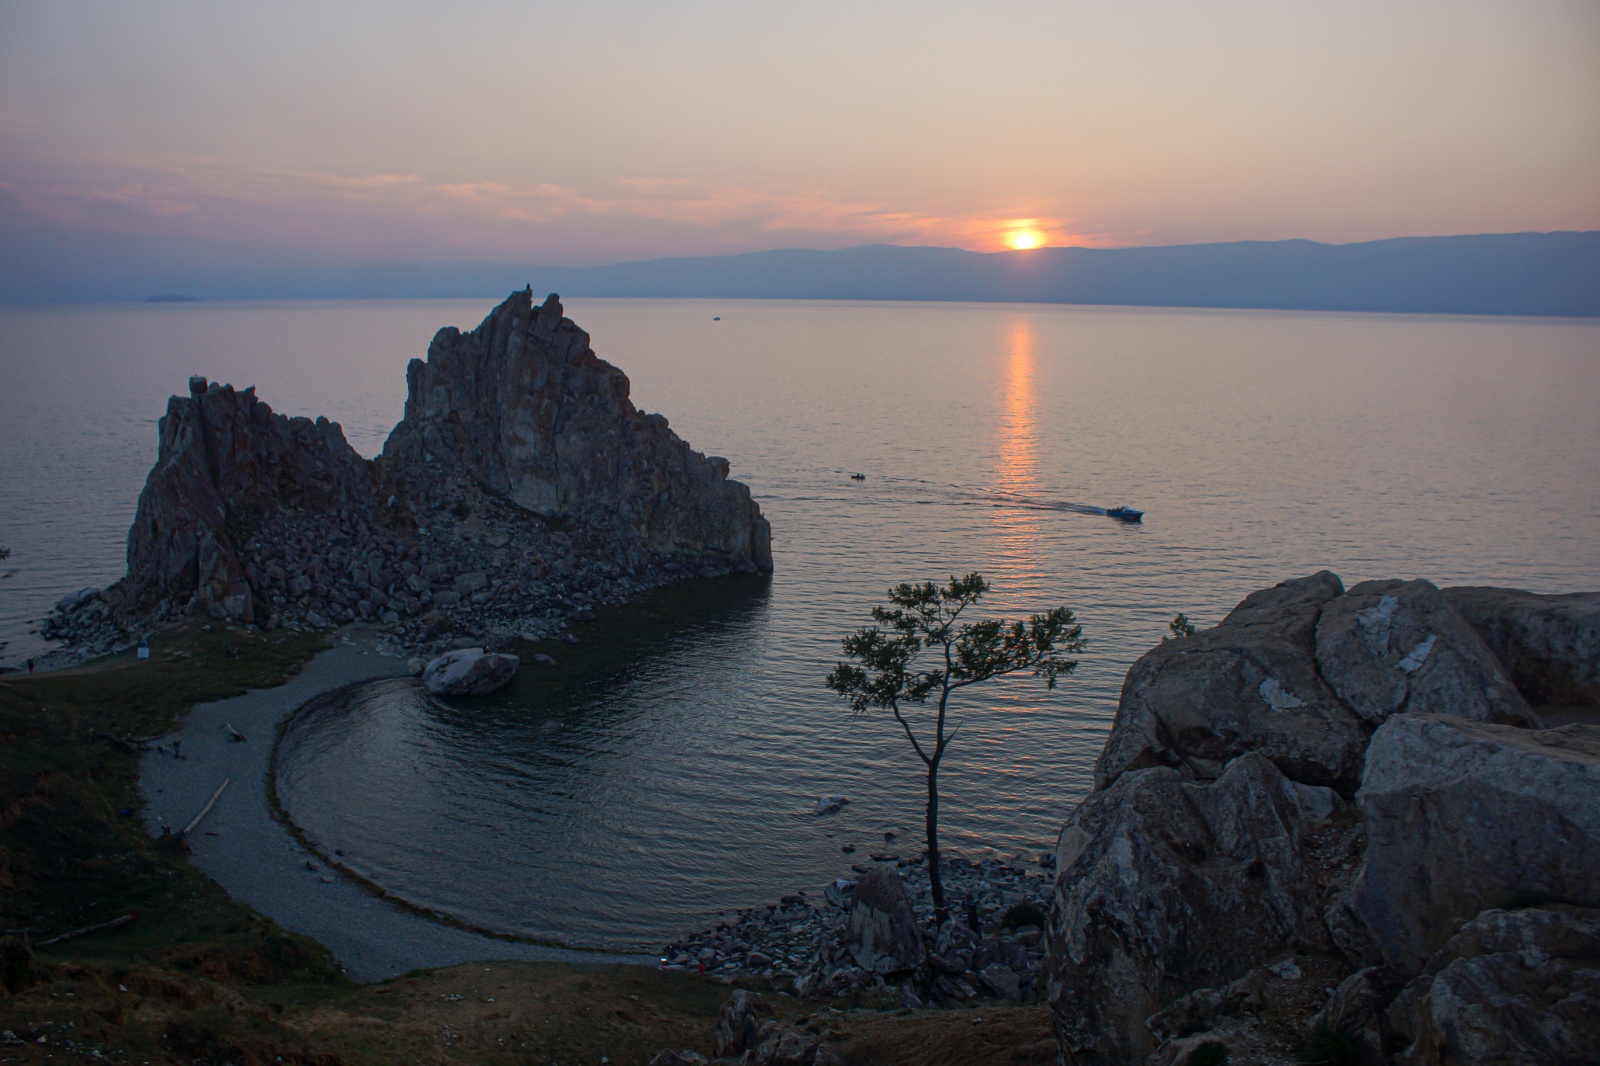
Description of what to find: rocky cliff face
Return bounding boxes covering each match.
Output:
[44,292,771,654]
[1049,572,1600,1066]
[122,376,379,623]
[380,290,771,573]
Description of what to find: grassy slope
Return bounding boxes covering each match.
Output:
[0,625,1052,1065]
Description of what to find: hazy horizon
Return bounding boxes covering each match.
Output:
[6,231,1595,318]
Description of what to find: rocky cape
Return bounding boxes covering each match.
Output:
[40,290,772,657]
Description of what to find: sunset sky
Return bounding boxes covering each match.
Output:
[2,0,1597,278]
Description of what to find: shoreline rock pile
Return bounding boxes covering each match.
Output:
[1047,573,1600,1066]
[37,290,772,663]
[662,853,1054,1008]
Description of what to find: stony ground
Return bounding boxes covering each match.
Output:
[664,855,1054,1006]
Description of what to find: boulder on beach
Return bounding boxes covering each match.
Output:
[846,865,924,975]
[712,989,771,1058]
[421,648,519,696]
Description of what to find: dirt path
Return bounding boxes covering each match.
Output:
[141,627,652,981]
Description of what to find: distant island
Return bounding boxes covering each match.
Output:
[143,293,201,303]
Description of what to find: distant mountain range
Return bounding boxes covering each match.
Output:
[10,231,1598,316]
[521,232,1599,317]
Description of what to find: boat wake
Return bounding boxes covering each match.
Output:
[827,470,1120,518]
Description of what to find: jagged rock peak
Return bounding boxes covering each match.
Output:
[123,378,377,622]
[381,289,772,573]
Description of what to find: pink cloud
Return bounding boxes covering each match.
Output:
[0,157,1124,266]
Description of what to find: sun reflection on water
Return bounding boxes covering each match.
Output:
[993,318,1044,581]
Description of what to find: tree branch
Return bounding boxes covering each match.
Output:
[891,703,932,766]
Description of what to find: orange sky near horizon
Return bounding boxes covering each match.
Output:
[1,0,1596,271]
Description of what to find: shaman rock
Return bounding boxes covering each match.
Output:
[99,293,773,639]
[1353,713,1600,971]
[380,290,772,573]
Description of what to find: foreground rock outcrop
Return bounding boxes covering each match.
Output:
[1092,571,1371,796]
[1049,571,1600,1066]
[1051,754,1350,1064]
[40,291,772,658]
[1354,713,1600,971]
[1385,905,1600,1066]
[1445,586,1600,709]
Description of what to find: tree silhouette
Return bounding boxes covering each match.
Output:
[826,573,1085,927]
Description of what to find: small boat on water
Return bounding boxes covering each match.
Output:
[850,473,866,481]
[1105,505,1143,522]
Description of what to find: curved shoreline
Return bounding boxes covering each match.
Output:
[140,626,654,981]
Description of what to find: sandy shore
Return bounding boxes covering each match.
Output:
[141,627,653,981]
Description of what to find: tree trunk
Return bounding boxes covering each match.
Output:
[926,757,947,928]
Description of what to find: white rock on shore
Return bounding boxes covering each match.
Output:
[421,647,519,696]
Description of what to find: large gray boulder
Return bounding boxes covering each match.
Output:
[381,290,772,573]
[846,865,924,975]
[1094,571,1372,795]
[1048,752,1344,1065]
[1384,905,1600,1066]
[1446,586,1600,709]
[1316,579,1537,728]
[1353,714,1600,972]
[421,648,520,696]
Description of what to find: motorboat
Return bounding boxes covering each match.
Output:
[850,473,866,481]
[1105,506,1143,522]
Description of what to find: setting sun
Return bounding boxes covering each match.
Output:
[1006,229,1046,251]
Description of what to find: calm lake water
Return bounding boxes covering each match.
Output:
[3,298,1598,950]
